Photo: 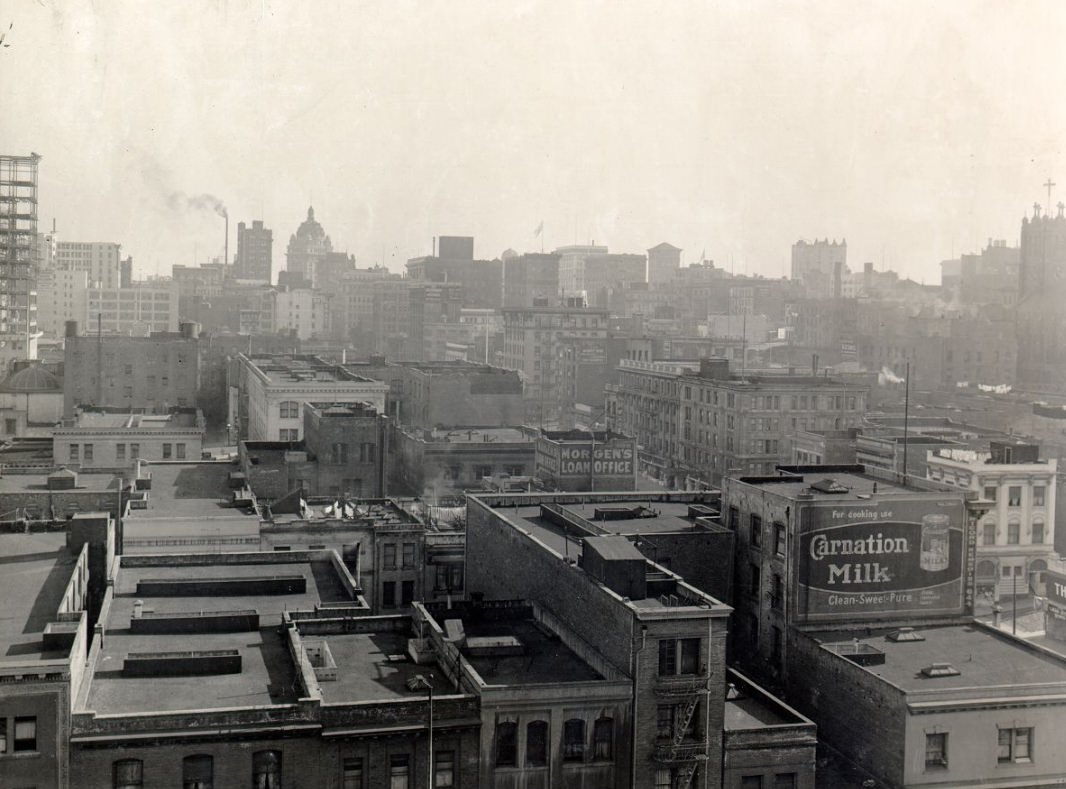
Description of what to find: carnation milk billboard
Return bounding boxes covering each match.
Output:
[796,496,967,623]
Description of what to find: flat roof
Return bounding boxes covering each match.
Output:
[723,695,794,730]
[413,427,534,444]
[248,356,377,386]
[815,624,1066,692]
[733,470,930,499]
[314,631,451,702]
[125,462,257,522]
[0,532,76,662]
[506,502,710,553]
[87,558,350,714]
[0,471,120,494]
[62,412,202,430]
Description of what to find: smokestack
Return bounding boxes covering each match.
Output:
[225,213,229,266]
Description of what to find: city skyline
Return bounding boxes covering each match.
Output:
[5,1,1066,280]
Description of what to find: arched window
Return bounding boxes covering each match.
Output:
[1007,520,1021,545]
[279,401,299,419]
[562,718,586,762]
[977,560,997,579]
[252,750,282,789]
[183,754,213,789]
[113,759,143,789]
[495,720,517,766]
[593,716,613,760]
[526,720,548,767]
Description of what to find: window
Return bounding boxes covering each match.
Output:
[983,522,996,545]
[342,757,363,789]
[279,401,299,418]
[593,717,613,759]
[382,581,396,609]
[0,717,5,753]
[360,443,376,463]
[252,750,282,789]
[383,544,397,569]
[176,443,186,460]
[656,705,674,738]
[728,506,739,530]
[563,718,585,762]
[750,563,761,599]
[1008,486,1022,507]
[84,443,94,461]
[771,574,784,611]
[741,777,764,789]
[130,443,139,459]
[771,625,783,664]
[658,637,700,676]
[279,428,299,441]
[183,754,213,789]
[1034,486,1046,507]
[998,727,1032,764]
[401,543,415,568]
[390,754,409,789]
[774,774,797,789]
[113,759,144,789]
[70,443,79,461]
[1033,520,1045,544]
[526,720,548,766]
[330,443,348,464]
[750,514,762,547]
[774,522,785,556]
[13,717,36,752]
[401,580,414,606]
[163,443,172,459]
[984,485,997,501]
[1008,521,1020,545]
[434,751,454,787]
[925,732,948,769]
[656,769,675,789]
[116,443,126,461]
[3,418,15,434]
[495,721,517,766]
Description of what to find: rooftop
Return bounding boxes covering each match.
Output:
[0,532,76,662]
[732,467,939,499]
[406,426,536,444]
[246,355,378,386]
[0,470,120,494]
[125,462,255,521]
[313,631,451,702]
[815,624,1066,693]
[87,557,350,714]
[59,410,204,431]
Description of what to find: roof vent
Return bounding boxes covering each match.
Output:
[920,662,960,678]
[810,478,850,494]
[886,627,926,642]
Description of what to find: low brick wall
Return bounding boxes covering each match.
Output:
[123,649,242,677]
[130,610,260,634]
[136,575,305,596]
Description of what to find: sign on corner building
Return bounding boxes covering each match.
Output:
[796,497,967,623]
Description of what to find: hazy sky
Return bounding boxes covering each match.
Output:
[6,1,1066,282]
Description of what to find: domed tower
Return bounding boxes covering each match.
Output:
[285,206,333,283]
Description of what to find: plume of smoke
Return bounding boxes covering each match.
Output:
[878,366,905,385]
[167,191,227,218]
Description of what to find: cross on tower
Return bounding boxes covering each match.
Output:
[1045,178,1057,208]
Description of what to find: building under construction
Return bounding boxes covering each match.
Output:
[0,153,41,371]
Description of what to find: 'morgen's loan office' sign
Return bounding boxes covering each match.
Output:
[796,497,966,623]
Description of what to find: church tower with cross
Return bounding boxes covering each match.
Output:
[1017,180,1066,391]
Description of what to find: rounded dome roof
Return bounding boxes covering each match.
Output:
[0,365,61,393]
[295,206,326,240]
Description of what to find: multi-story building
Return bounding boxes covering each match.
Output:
[583,252,647,309]
[230,353,388,441]
[336,265,399,345]
[54,241,122,287]
[285,206,332,282]
[407,281,463,360]
[556,243,608,297]
[647,242,682,284]
[940,238,1019,308]
[63,323,202,415]
[391,425,538,498]
[234,219,272,282]
[406,236,503,309]
[85,279,180,335]
[466,490,817,789]
[502,252,560,307]
[268,286,331,340]
[927,440,1058,600]
[500,304,610,426]
[1017,202,1066,392]
[36,267,89,338]
[790,238,847,298]
[534,428,637,491]
[0,153,42,370]
[54,407,206,470]
[611,358,699,482]
[721,465,976,678]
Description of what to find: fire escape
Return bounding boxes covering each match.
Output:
[653,675,711,788]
